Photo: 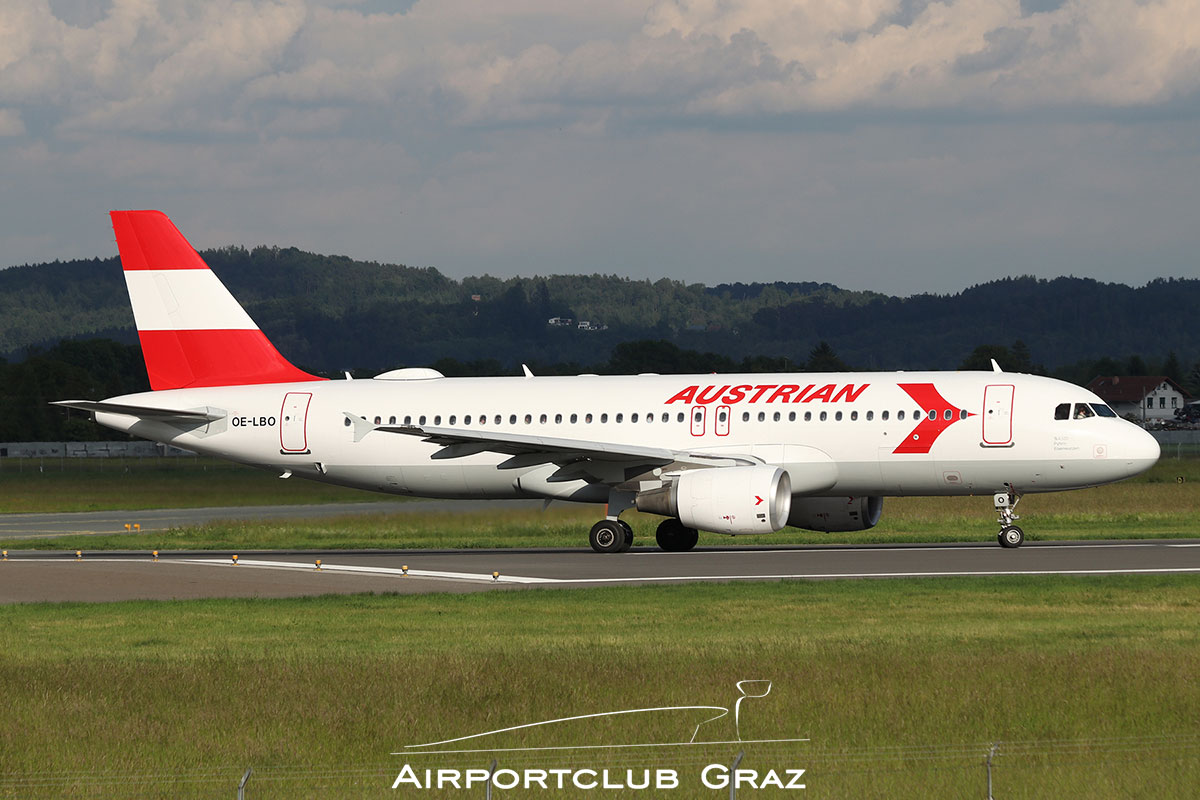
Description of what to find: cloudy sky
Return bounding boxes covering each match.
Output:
[2,0,1198,294]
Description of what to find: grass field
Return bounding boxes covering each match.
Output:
[4,459,1197,552]
[0,456,393,513]
[1,575,1197,798]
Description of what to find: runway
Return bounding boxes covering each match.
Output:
[3,539,1199,603]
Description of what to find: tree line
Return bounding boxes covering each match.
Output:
[4,337,1195,443]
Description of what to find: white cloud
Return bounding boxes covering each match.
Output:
[0,0,1198,293]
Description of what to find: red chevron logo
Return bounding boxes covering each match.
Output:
[893,383,974,455]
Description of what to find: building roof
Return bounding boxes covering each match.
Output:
[1086,376,1191,404]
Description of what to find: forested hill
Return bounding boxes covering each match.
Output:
[2,246,1197,375]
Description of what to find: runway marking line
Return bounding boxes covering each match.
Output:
[182,558,556,584]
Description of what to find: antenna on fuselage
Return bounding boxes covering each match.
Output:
[522,364,535,378]
[990,359,1003,373]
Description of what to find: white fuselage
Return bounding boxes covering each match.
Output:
[94,370,1160,504]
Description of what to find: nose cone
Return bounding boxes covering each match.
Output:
[1117,424,1160,479]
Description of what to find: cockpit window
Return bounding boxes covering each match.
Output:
[1055,403,1070,420]
[1073,403,1095,419]
[1090,403,1117,418]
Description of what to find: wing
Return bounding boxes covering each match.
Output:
[344,413,759,487]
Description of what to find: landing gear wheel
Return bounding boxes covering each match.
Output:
[656,518,699,552]
[998,525,1025,548]
[617,520,634,553]
[589,520,627,554]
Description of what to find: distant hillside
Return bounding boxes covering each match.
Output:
[2,247,1197,374]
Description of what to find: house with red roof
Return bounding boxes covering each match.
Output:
[1086,376,1191,422]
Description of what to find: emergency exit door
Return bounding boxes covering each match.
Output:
[280,392,312,454]
[982,384,1014,446]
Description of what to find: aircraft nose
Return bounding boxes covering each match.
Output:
[1117,424,1160,477]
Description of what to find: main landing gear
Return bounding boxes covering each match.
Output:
[588,519,634,554]
[655,518,699,552]
[994,488,1024,548]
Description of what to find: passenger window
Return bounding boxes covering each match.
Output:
[882,410,889,421]
[1055,403,1070,420]
[943,409,952,421]
[616,413,623,423]
[570,413,578,423]
[344,417,351,427]
[601,413,608,423]
[820,411,828,421]
[788,411,796,422]
[757,411,766,422]
[419,415,427,425]
[661,412,669,423]
[434,415,441,425]
[866,410,874,421]
[585,413,593,423]
[804,411,812,421]
[742,412,750,422]
[465,415,472,425]
[835,411,843,421]
[374,416,381,424]
[449,415,456,425]
[555,413,562,424]
[632,413,639,423]
[494,415,501,425]
[851,410,858,421]
[509,414,517,424]
[773,411,781,422]
[897,410,905,421]
[718,410,728,422]
[388,416,396,425]
[960,409,968,420]
[646,413,653,423]
[677,412,685,422]
[524,414,532,424]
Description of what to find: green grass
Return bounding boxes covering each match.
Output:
[2,460,1196,552]
[0,457,394,513]
[5,459,1198,552]
[1,576,1198,797]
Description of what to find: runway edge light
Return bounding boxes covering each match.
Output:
[232,554,239,565]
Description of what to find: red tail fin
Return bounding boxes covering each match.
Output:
[111,210,323,390]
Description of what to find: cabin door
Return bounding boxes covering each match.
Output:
[982,384,1015,446]
[280,392,312,454]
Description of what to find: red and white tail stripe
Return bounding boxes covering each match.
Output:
[110,210,322,390]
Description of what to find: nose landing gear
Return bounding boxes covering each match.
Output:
[994,488,1024,548]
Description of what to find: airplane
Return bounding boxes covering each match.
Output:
[55,210,1161,553]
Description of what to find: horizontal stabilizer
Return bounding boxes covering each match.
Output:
[52,400,225,422]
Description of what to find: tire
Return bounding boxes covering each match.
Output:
[656,518,700,552]
[589,520,627,554]
[998,525,1025,548]
[617,520,634,553]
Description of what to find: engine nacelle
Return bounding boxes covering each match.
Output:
[787,496,883,532]
[636,466,792,535]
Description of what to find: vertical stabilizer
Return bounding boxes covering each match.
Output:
[110,210,321,390]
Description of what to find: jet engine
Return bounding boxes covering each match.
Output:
[636,466,792,534]
[787,496,883,532]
